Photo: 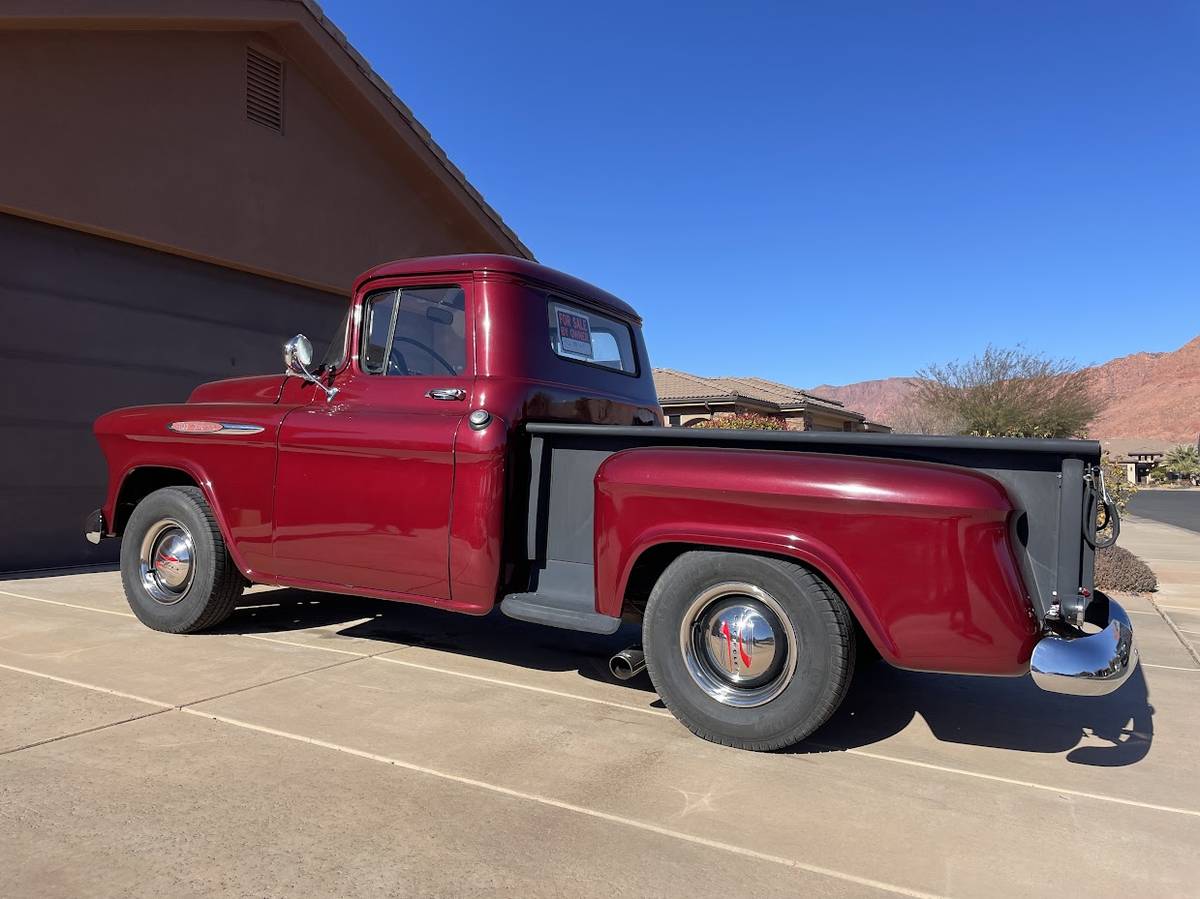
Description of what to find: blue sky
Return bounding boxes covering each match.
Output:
[321,1,1199,386]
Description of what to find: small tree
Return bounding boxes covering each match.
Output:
[1100,453,1137,512]
[1158,445,1200,486]
[912,345,1099,439]
[691,413,786,431]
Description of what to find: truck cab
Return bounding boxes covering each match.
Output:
[90,254,1137,752]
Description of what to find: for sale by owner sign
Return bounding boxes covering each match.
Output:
[555,306,593,358]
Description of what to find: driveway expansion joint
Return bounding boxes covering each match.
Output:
[1147,593,1200,667]
[0,707,173,758]
[176,654,372,710]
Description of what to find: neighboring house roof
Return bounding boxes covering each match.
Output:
[714,376,852,414]
[1,0,532,262]
[653,369,863,419]
[1102,438,1182,462]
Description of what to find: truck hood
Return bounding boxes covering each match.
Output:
[188,374,286,405]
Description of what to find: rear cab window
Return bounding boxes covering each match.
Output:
[548,299,638,376]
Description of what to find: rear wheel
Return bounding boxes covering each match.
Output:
[643,551,855,751]
[120,486,243,633]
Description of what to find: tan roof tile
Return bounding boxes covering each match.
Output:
[653,369,863,418]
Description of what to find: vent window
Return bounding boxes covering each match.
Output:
[245,46,284,133]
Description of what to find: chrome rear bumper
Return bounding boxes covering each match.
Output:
[1031,592,1138,696]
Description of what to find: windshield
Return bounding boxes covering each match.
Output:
[317,309,350,372]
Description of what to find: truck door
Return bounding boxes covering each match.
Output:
[271,281,474,599]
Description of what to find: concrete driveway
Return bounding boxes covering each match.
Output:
[3,520,1199,898]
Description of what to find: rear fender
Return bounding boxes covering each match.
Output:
[595,446,1038,676]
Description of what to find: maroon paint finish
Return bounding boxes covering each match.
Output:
[270,275,476,599]
[94,253,1043,677]
[95,403,291,578]
[188,374,285,405]
[272,392,462,598]
[358,256,661,430]
[355,254,642,321]
[94,256,660,616]
[447,415,508,613]
[594,447,1038,675]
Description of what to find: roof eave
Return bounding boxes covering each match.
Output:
[294,0,532,259]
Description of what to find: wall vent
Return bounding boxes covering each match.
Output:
[245,46,284,133]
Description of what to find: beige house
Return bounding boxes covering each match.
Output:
[654,369,891,432]
[1102,439,1176,484]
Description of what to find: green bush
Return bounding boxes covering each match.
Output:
[692,413,786,431]
[1095,545,1157,594]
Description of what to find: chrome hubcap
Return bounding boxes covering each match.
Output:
[138,519,195,604]
[679,582,798,708]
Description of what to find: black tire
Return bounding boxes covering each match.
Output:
[120,486,244,633]
[643,551,855,751]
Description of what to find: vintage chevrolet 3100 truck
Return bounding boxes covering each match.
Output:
[88,254,1137,750]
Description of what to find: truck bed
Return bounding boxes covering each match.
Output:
[502,423,1102,635]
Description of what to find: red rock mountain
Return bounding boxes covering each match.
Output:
[814,335,1200,441]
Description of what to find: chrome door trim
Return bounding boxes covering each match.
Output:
[426,388,467,401]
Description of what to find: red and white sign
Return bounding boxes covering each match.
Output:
[555,306,593,358]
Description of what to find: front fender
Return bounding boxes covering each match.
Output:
[95,403,290,580]
[594,447,1038,676]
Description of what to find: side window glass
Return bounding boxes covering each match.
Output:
[361,286,467,376]
[362,290,397,374]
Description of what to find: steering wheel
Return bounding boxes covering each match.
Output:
[387,336,458,376]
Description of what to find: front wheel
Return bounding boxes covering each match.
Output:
[643,551,856,751]
[120,486,244,633]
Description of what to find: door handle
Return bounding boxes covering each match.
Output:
[426,388,466,401]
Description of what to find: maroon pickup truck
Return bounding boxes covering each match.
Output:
[88,254,1137,751]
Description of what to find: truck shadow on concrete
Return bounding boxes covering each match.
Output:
[791,659,1153,767]
[221,587,647,687]
[218,588,1153,767]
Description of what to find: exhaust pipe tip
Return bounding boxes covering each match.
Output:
[609,647,646,681]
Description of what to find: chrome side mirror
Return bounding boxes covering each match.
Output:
[283,334,338,402]
[284,334,313,375]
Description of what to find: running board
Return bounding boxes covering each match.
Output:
[500,560,621,635]
[500,592,621,635]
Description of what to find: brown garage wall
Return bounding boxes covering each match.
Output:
[0,213,345,571]
[0,27,518,295]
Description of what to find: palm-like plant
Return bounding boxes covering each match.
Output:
[1158,445,1200,485]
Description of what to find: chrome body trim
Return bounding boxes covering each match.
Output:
[167,421,266,435]
[1031,592,1138,697]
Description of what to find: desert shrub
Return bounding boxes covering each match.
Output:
[691,413,786,431]
[1094,545,1157,594]
[912,345,1098,438]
